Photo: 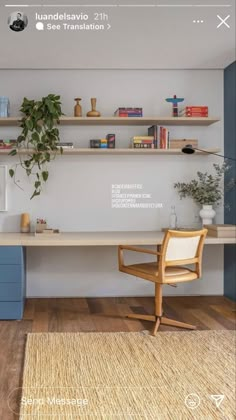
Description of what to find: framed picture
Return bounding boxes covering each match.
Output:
[0,165,7,211]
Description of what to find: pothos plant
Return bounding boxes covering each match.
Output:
[9,94,64,199]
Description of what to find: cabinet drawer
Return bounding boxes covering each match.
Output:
[0,247,24,265]
[0,283,23,301]
[0,301,24,320]
[0,265,23,283]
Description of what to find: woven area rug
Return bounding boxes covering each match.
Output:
[18,331,235,419]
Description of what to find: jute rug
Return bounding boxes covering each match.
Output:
[17,331,235,419]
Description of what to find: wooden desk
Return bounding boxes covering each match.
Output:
[0,231,235,320]
[0,231,235,246]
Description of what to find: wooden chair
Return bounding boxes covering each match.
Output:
[118,229,208,336]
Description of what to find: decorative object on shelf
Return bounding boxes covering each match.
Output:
[165,95,184,117]
[169,205,177,229]
[106,134,115,148]
[20,213,30,233]
[0,96,10,117]
[87,98,101,117]
[170,139,198,150]
[8,94,64,199]
[74,98,82,117]
[199,205,216,225]
[90,139,101,148]
[0,165,7,211]
[181,144,236,162]
[36,218,47,233]
[174,163,236,225]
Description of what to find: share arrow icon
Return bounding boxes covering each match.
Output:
[210,395,225,408]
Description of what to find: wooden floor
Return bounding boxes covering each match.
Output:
[0,296,235,420]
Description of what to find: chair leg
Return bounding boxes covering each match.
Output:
[155,283,163,318]
[161,317,196,330]
[152,317,161,336]
[126,283,197,334]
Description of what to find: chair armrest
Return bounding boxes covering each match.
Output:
[118,245,161,270]
[119,245,162,256]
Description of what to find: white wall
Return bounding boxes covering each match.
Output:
[0,69,224,296]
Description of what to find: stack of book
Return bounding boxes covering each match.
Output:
[90,134,116,149]
[90,139,108,148]
[0,139,16,149]
[114,107,143,117]
[131,136,154,149]
[205,224,236,238]
[179,106,208,117]
[148,125,170,149]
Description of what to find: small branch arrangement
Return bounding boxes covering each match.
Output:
[174,163,236,207]
[9,94,63,199]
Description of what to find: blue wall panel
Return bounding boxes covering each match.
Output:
[224,61,236,301]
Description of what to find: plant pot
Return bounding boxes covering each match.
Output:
[36,223,47,233]
[199,205,216,225]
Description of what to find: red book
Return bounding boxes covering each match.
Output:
[185,106,208,112]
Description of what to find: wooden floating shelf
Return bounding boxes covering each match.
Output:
[0,116,220,127]
[0,148,221,156]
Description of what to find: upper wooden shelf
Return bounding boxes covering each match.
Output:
[0,116,220,127]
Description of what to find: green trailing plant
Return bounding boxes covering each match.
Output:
[9,94,63,199]
[174,162,236,208]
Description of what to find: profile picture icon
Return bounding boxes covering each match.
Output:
[8,11,28,32]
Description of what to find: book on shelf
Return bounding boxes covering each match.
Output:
[147,125,170,149]
[160,126,169,149]
[133,136,154,141]
[58,142,74,149]
[133,143,153,149]
[114,107,143,117]
[148,125,159,148]
[179,106,208,117]
[204,224,236,238]
[131,136,154,149]
[100,139,108,148]
[0,139,17,149]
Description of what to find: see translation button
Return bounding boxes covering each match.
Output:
[217,15,230,29]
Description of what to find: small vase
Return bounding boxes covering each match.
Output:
[74,98,82,117]
[199,204,216,225]
[20,213,30,233]
[87,98,101,117]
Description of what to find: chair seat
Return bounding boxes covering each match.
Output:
[122,262,198,283]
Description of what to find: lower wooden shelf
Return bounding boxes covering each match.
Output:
[0,148,220,156]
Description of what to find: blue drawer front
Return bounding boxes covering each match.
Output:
[0,247,23,265]
[0,265,23,283]
[0,283,23,300]
[0,301,24,320]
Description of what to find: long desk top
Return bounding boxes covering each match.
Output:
[0,231,235,246]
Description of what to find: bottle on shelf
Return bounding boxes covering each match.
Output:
[169,205,177,229]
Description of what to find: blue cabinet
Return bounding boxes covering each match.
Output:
[0,247,26,319]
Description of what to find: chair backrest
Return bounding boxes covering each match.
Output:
[159,229,208,278]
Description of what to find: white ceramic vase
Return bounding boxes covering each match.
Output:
[199,204,216,225]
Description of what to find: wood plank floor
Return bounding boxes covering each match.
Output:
[0,296,235,420]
